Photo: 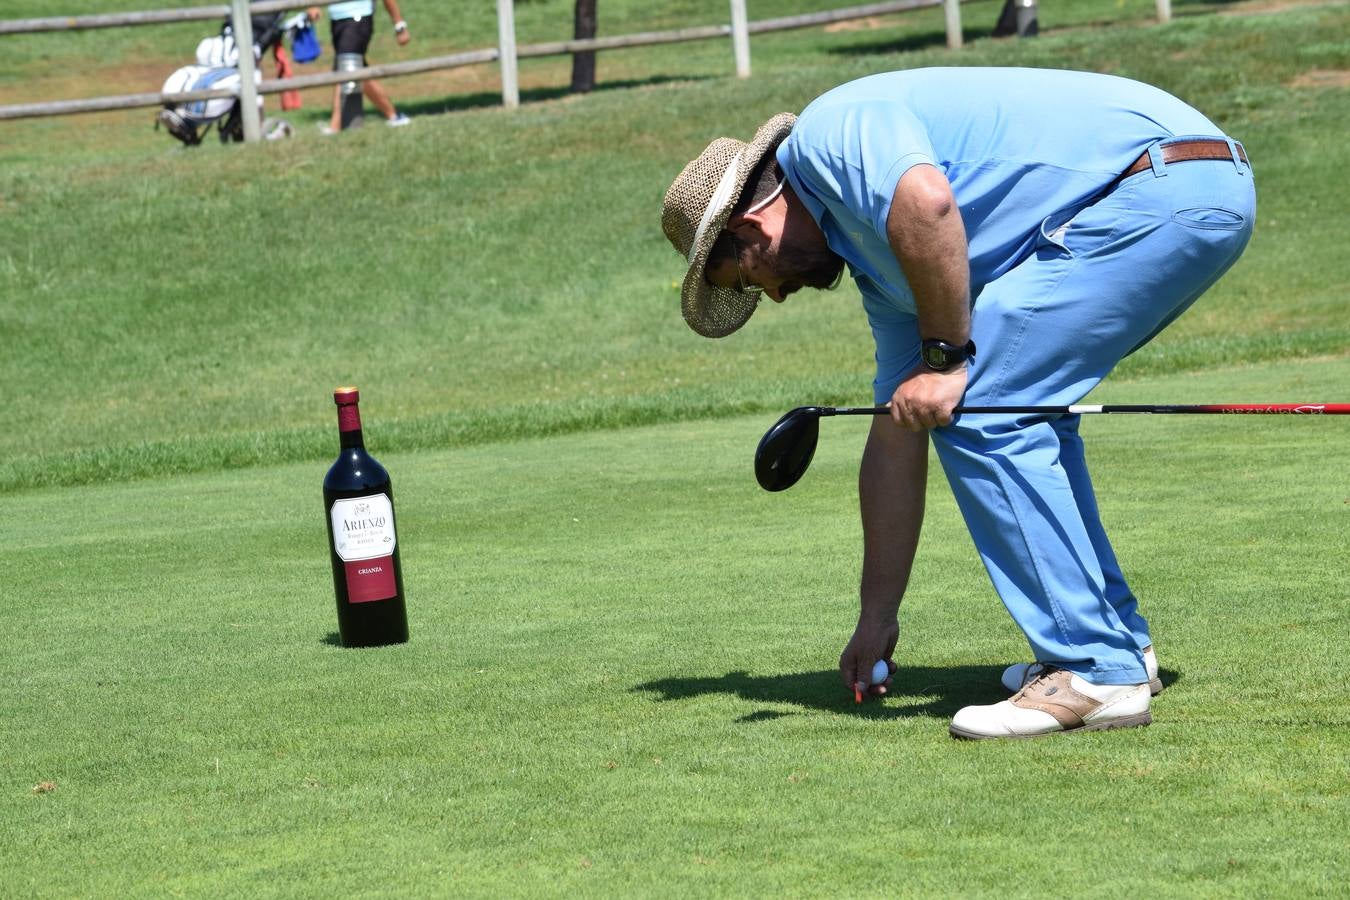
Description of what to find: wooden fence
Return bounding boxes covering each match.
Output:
[1,0,1185,136]
[0,0,983,138]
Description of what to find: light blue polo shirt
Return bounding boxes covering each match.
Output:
[776,67,1222,389]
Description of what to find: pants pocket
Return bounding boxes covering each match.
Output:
[1037,208,1079,256]
[1172,207,1248,230]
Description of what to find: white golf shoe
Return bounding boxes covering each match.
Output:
[1002,645,1162,696]
[950,667,1152,740]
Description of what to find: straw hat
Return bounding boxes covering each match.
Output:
[662,112,797,338]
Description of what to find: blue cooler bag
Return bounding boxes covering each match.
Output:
[292,23,321,63]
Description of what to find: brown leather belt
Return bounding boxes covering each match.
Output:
[1118,138,1247,181]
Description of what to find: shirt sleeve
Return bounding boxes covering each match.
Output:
[782,101,937,244]
[859,278,920,404]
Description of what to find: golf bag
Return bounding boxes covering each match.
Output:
[156,13,303,146]
[156,65,255,145]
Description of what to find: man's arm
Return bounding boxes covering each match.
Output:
[885,163,971,430]
[839,416,928,692]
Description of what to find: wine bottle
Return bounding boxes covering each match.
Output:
[323,386,408,647]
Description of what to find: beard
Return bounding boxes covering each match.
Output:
[767,228,846,291]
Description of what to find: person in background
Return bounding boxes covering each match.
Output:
[308,0,412,132]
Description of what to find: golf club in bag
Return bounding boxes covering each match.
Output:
[755,403,1350,492]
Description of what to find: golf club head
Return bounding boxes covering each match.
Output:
[755,407,822,492]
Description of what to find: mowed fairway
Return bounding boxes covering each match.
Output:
[4,360,1347,895]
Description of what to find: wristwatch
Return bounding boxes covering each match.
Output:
[920,338,976,372]
[393,20,408,33]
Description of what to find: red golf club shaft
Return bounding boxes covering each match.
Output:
[827,403,1350,416]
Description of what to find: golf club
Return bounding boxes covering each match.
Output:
[755,403,1350,492]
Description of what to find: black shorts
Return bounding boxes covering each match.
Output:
[331,15,373,64]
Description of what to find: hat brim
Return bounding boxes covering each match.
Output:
[681,113,796,338]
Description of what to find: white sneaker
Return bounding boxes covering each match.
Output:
[951,667,1151,740]
[1002,645,1162,695]
[386,113,411,127]
[263,118,293,141]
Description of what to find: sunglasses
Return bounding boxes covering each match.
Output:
[731,235,762,298]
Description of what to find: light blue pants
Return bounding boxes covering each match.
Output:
[933,142,1256,685]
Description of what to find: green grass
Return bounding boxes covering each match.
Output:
[4,359,1347,896]
[3,0,1347,494]
[2,0,1348,893]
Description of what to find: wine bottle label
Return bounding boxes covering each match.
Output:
[330,493,398,603]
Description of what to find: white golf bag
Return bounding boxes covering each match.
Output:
[156,15,301,146]
[156,65,262,145]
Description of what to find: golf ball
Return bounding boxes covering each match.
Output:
[870,659,890,686]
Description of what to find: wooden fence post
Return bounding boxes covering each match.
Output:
[729,0,751,79]
[228,0,260,142]
[942,0,963,49]
[496,0,519,109]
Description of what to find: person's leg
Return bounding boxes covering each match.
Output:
[328,85,342,131]
[326,19,343,130]
[933,152,1255,686]
[362,78,398,120]
[1051,413,1149,646]
[936,414,1147,682]
[350,17,376,121]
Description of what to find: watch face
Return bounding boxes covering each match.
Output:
[923,346,948,369]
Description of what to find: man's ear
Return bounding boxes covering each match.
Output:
[730,182,791,240]
[726,214,766,240]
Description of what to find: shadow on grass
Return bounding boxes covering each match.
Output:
[396,73,714,118]
[1157,667,1182,692]
[638,664,1184,721]
[634,665,1006,722]
[322,632,343,647]
[1175,0,1251,10]
[825,27,991,57]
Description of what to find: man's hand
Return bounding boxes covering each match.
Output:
[840,616,899,701]
[890,363,967,431]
